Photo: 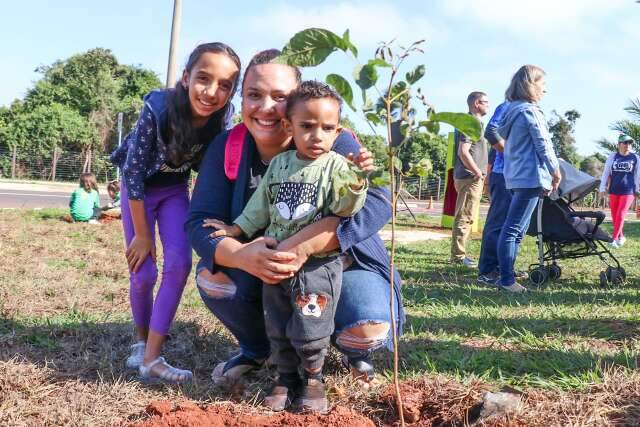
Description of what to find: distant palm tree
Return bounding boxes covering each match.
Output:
[597,98,640,153]
[611,98,640,142]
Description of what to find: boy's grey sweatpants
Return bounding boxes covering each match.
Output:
[263,256,342,374]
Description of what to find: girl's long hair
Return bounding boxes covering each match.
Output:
[165,42,241,166]
[79,173,98,193]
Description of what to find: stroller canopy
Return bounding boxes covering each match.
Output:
[552,159,600,203]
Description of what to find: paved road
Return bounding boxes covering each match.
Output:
[0,189,109,209]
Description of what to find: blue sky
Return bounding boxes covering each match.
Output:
[2,0,639,155]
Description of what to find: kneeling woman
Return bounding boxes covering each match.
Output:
[185,49,403,390]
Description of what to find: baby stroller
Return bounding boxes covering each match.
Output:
[526,159,625,287]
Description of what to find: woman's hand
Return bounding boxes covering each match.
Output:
[348,147,375,172]
[551,168,562,193]
[203,218,243,238]
[235,237,298,284]
[126,235,156,273]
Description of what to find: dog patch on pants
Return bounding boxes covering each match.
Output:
[295,293,327,318]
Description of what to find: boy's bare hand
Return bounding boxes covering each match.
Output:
[203,218,243,238]
[348,147,375,172]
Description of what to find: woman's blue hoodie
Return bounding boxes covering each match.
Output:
[499,100,560,190]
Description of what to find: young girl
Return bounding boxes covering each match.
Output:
[69,172,100,223]
[110,42,241,384]
[599,134,640,248]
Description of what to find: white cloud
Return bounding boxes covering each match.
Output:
[441,0,629,50]
[243,1,445,48]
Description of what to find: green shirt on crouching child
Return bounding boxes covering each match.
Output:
[69,188,100,221]
[234,150,367,256]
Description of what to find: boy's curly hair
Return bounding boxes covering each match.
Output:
[285,80,343,119]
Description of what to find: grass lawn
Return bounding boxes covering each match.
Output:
[1,208,640,425]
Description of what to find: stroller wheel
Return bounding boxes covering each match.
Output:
[618,267,627,282]
[606,267,625,286]
[547,265,562,281]
[529,267,547,286]
[599,271,608,288]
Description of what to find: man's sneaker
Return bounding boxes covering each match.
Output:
[341,355,375,388]
[477,272,499,286]
[609,241,621,249]
[499,282,528,293]
[617,236,627,246]
[292,377,328,413]
[452,257,477,268]
[125,341,146,370]
[211,353,265,386]
[263,373,301,411]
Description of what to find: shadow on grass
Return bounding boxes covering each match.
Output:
[0,316,240,398]
[405,312,640,340]
[378,335,638,389]
[402,281,640,308]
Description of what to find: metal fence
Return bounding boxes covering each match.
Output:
[0,145,117,183]
[402,176,446,200]
[0,148,629,212]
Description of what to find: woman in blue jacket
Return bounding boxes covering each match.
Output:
[497,65,561,292]
[185,49,403,388]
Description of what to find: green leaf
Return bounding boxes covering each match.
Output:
[419,120,440,134]
[368,58,391,68]
[385,156,403,171]
[407,158,433,177]
[326,74,355,111]
[275,28,345,67]
[406,65,426,84]
[342,29,358,58]
[368,169,391,188]
[353,63,378,90]
[365,113,382,126]
[431,112,482,141]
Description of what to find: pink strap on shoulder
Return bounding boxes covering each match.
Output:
[224,123,248,181]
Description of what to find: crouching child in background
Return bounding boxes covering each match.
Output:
[69,172,101,224]
[101,180,122,219]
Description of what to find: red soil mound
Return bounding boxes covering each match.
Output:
[135,400,375,427]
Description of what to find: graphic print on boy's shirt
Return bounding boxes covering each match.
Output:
[272,181,319,220]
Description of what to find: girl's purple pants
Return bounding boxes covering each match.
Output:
[121,183,192,335]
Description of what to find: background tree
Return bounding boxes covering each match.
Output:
[0,48,161,178]
[611,98,640,142]
[548,109,581,165]
[398,132,447,178]
[579,153,606,178]
[595,98,640,155]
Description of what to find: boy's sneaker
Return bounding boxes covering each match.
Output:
[342,355,375,388]
[617,236,626,247]
[477,271,499,286]
[609,241,621,249]
[499,282,528,293]
[263,373,301,411]
[211,353,265,385]
[292,377,328,413]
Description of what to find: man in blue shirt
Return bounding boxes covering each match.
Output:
[478,101,514,284]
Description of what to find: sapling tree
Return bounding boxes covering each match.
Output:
[276,28,481,425]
